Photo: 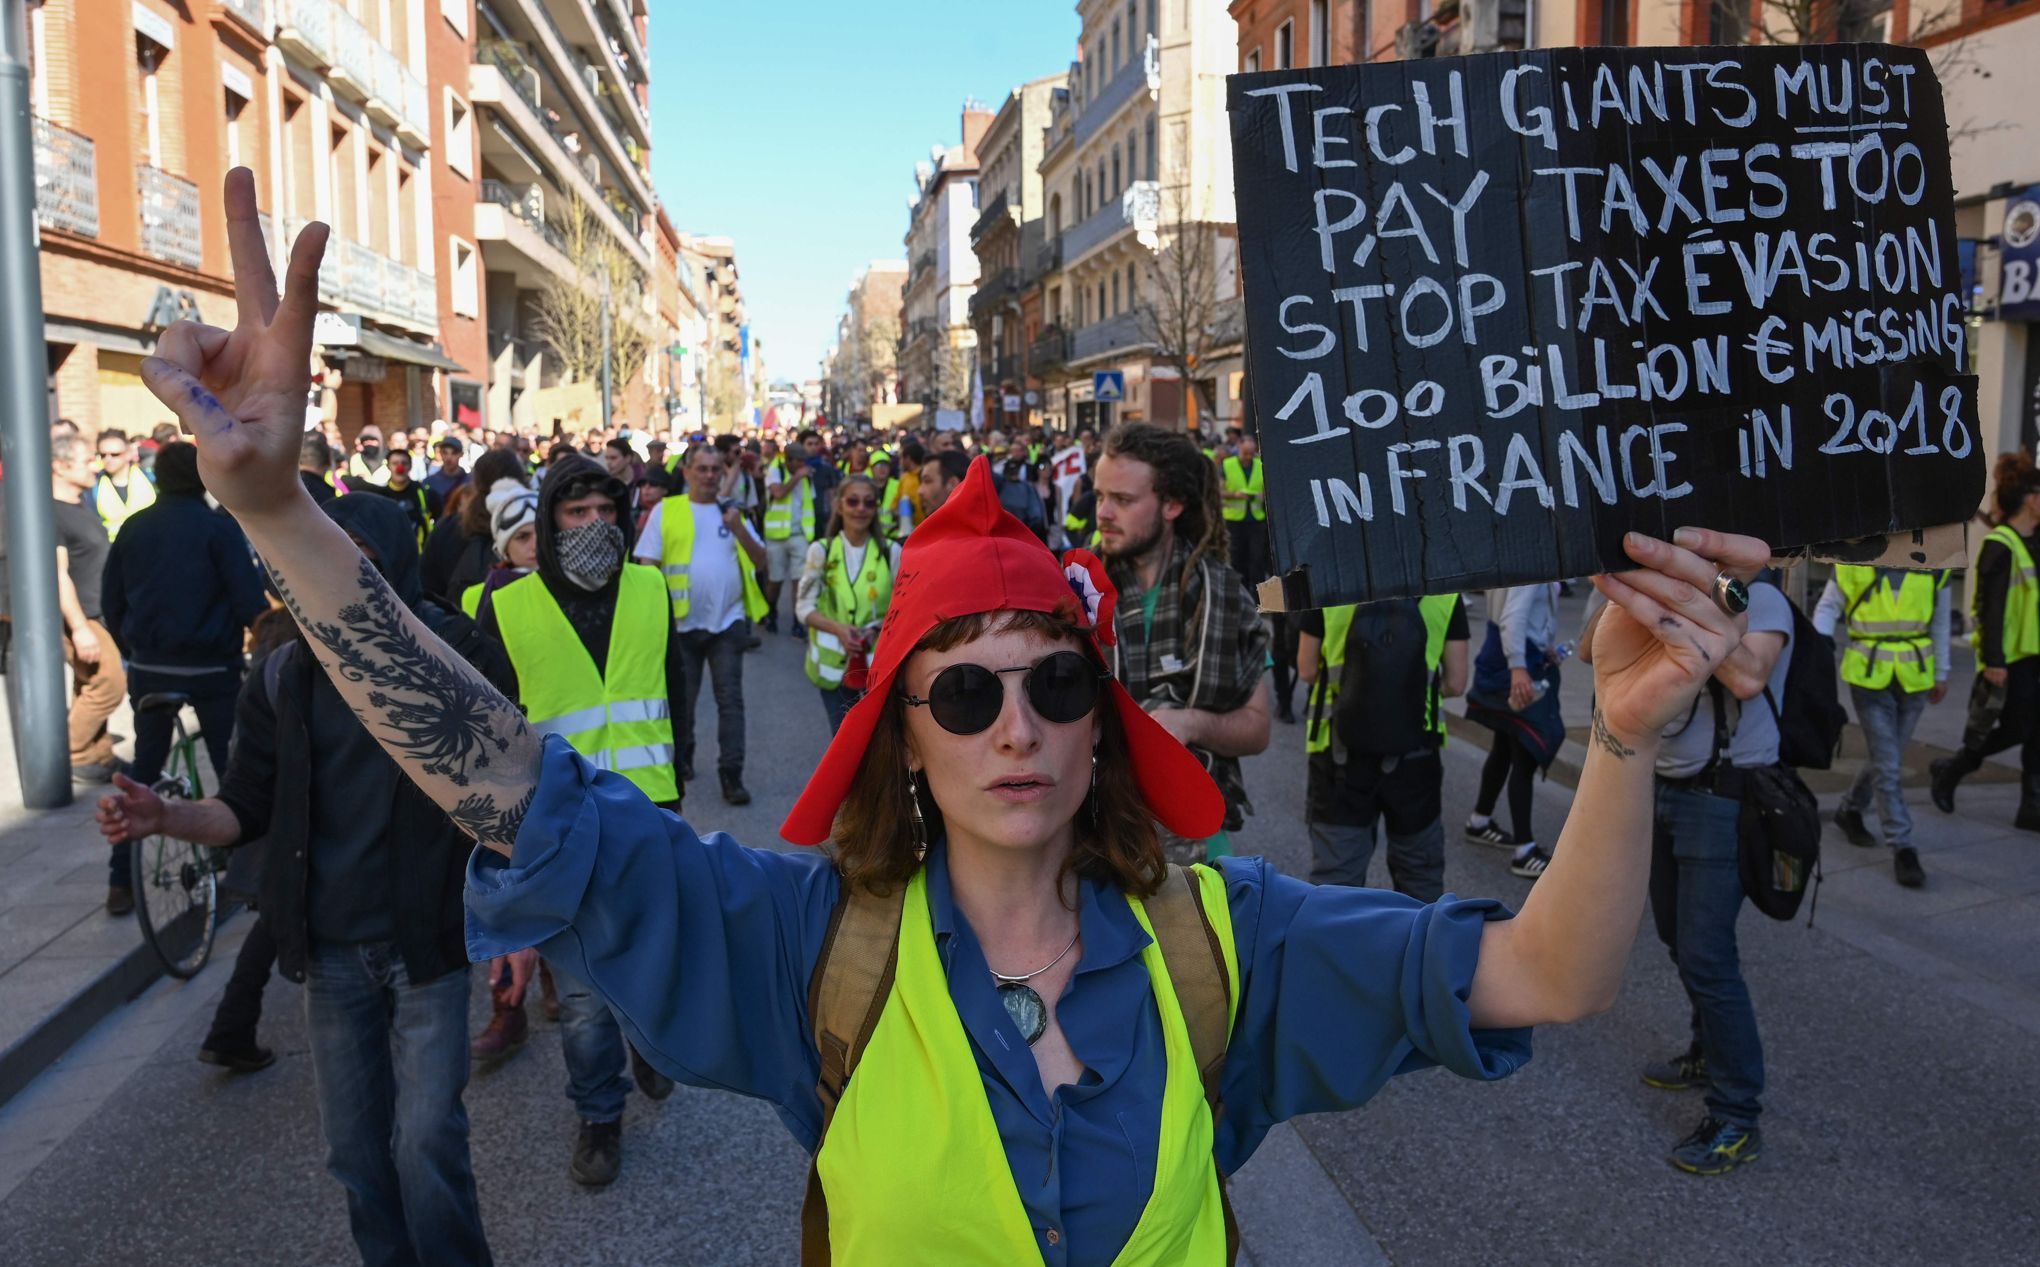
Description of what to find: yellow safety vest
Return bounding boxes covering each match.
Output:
[1306,596,1459,755]
[345,454,391,487]
[875,477,903,538]
[1974,525,2040,666]
[491,567,678,802]
[806,535,893,691]
[1837,566,1944,693]
[94,472,156,540]
[460,583,484,618]
[1219,456,1264,523]
[658,498,768,623]
[814,864,1237,1266]
[763,459,818,541]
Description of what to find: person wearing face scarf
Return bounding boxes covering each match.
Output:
[469,454,684,1185]
[345,425,391,487]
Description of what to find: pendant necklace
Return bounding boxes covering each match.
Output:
[988,929,1080,1046]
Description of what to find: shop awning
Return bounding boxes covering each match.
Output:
[347,327,466,373]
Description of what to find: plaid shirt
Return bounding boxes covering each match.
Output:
[1108,540,1268,827]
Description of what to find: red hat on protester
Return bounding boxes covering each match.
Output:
[779,456,1225,846]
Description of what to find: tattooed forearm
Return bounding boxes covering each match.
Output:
[264,553,538,850]
[1591,705,1637,761]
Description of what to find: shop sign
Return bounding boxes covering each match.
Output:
[142,287,202,332]
[2000,188,2040,321]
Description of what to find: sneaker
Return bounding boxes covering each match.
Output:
[105,885,134,917]
[469,1002,528,1065]
[1669,1116,1762,1175]
[1641,1048,1708,1091]
[1509,848,1552,880]
[1833,806,1877,849]
[1928,758,1959,815]
[570,1119,623,1186]
[1275,700,1297,725]
[631,1046,675,1101]
[720,772,752,806]
[1465,821,1517,849]
[198,1043,277,1074]
[1893,846,1926,888]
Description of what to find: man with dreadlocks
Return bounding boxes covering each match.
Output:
[1094,422,1272,863]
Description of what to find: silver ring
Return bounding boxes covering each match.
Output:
[1713,572,1750,616]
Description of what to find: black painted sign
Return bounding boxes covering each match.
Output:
[1227,45,1982,607]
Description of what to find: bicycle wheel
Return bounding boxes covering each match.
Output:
[131,779,217,979]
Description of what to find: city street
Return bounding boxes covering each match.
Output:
[2,617,2037,1266]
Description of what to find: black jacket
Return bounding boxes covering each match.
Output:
[215,495,514,984]
[102,494,269,668]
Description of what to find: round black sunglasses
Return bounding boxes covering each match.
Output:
[900,650,1108,736]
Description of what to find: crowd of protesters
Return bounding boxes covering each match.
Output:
[13,398,2031,1263]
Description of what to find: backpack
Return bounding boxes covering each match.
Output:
[1333,600,1435,758]
[1764,597,1847,771]
[799,864,1238,1266]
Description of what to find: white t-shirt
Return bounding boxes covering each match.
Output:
[635,500,747,634]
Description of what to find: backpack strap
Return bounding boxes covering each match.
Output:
[1145,862,1240,1265]
[799,876,907,1267]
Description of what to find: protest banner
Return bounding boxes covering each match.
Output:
[1227,45,1982,608]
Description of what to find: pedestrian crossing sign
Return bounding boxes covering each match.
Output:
[1093,371,1125,403]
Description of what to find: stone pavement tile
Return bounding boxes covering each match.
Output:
[1229,1121,1388,1267]
[1895,897,2040,989]
[25,906,141,960]
[1929,835,2040,898]
[1815,851,2004,918]
[0,905,91,971]
[0,956,113,1054]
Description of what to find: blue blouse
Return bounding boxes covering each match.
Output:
[466,737,1533,1266]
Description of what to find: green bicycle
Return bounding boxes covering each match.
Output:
[130,692,223,978]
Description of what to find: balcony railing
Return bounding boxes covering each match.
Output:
[221,0,268,35]
[285,217,436,328]
[276,0,333,65]
[1071,311,1148,364]
[1064,180,1159,265]
[481,178,568,251]
[275,0,426,138]
[32,117,97,238]
[969,189,1013,246]
[912,249,937,279]
[480,39,544,114]
[1074,51,1157,151]
[967,268,1017,325]
[489,328,541,365]
[1027,234,1063,283]
[326,4,376,101]
[1030,326,1070,374]
[137,165,201,270]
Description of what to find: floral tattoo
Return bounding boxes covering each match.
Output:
[1591,705,1636,761]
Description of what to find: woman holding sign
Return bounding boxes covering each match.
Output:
[128,170,1771,1265]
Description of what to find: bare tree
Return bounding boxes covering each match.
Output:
[932,341,975,411]
[1133,180,1220,427]
[826,312,902,420]
[530,195,655,397]
[703,352,746,428]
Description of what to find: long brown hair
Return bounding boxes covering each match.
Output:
[459,449,532,539]
[1102,422,1227,593]
[1991,451,2040,526]
[829,609,1165,900]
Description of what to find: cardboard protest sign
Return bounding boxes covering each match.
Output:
[1227,45,1982,609]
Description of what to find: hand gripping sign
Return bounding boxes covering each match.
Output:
[1226,45,1982,608]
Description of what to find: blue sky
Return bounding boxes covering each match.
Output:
[647,2,1079,384]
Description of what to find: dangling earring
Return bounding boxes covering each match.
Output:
[1084,753,1100,827]
[906,769,928,861]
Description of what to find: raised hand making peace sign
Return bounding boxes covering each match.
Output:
[139,167,329,524]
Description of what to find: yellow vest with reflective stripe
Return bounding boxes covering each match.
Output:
[1837,566,1942,693]
[658,499,769,624]
[1306,596,1458,755]
[94,473,156,540]
[805,535,893,691]
[815,864,1237,1266]
[1220,456,1264,523]
[876,477,903,538]
[461,583,483,618]
[763,459,817,541]
[491,567,678,802]
[1974,525,2040,666]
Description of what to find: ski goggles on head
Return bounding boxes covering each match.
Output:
[900,650,1106,736]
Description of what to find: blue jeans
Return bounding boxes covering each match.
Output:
[1649,783,1764,1128]
[303,942,491,1267]
[818,686,863,734]
[1845,682,1930,849]
[552,963,629,1123]
[678,624,747,776]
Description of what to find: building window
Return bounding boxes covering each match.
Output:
[1837,0,1892,41]
[1145,116,1156,179]
[444,90,473,178]
[1359,0,1374,60]
[1244,47,1260,73]
[222,74,251,169]
[1111,19,1121,70]
[1126,263,1137,307]
[1111,151,1121,196]
[449,235,479,317]
[1097,283,1106,321]
[1127,133,1138,187]
[1709,0,1751,43]
[1049,193,1062,235]
[1275,20,1294,70]
[135,27,170,167]
[1147,0,1157,34]
[1111,273,1120,316]
[1310,0,1329,65]
[1599,0,1630,43]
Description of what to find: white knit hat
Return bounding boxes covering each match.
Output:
[487,481,540,560]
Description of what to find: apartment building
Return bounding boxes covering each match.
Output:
[1232,0,2038,468]
[30,0,448,438]
[967,75,1060,431]
[824,260,908,424]
[463,0,660,434]
[898,105,989,411]
[684,235,753,432]
[1031,0,1239,433]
